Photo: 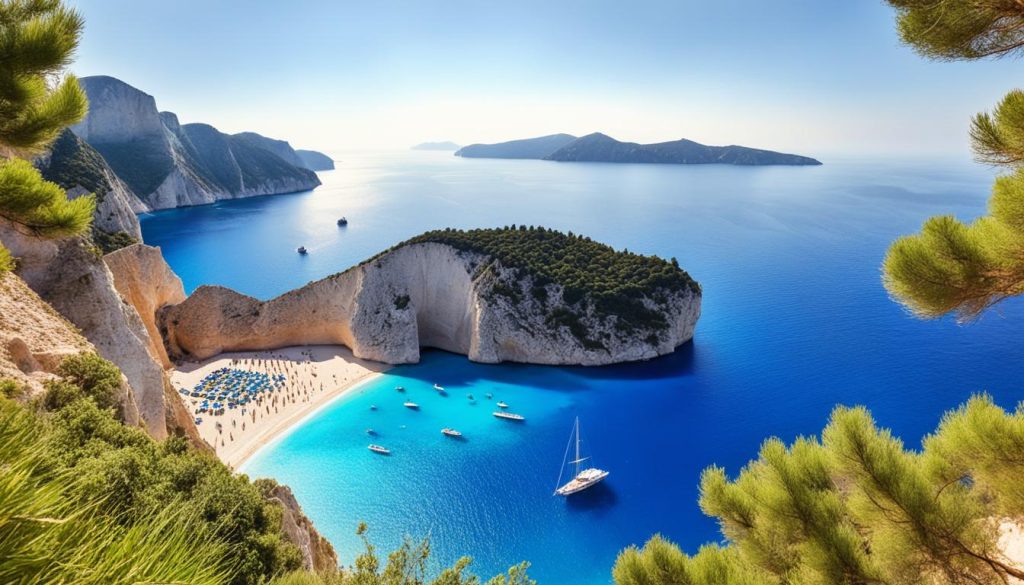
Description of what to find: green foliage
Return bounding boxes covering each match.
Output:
[887,0,1024,60]
[56,352,121,411]
[395,294,411,310]
[613,394,1024,585]
[882,2,1024,320]
[0,0,88,157]
[390,226,698,337]
[0,396,231,585]
[91,227,137,253]
[0,157,94,235]
[268,525,534,585]
[0,243,12,271]
[29,357,304,585]
[37,128,110,195]
[0,378,24,398]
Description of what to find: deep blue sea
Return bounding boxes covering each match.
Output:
[141,151,1024,584]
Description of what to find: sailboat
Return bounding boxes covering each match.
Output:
[553,417,609,496]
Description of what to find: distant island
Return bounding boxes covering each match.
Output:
[455,132,821,166]
[412,141,460,151]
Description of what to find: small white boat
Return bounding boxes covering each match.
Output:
[370,405,377,411]
[395,386,405,392]
[441,428,462,437]
[553,417,609,496]
[497,402,509,409]
[493,411,525,421]
[403,401,419,409]
[368,444,390,455]
[433,384,445,392]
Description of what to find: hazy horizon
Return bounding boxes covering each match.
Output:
[70,0,1020,158]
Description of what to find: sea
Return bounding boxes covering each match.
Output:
[140,151,1024,584]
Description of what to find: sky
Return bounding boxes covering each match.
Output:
[69,0,1023,157]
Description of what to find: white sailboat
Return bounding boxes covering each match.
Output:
[553,417,609,496]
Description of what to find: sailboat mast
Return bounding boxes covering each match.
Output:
[574,417,581,477]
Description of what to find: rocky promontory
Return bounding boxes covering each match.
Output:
[69,76,331,210]
[159,227,701,366]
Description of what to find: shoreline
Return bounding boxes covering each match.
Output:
[168,345,391,469]
[234,370,384,472]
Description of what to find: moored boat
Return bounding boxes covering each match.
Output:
[493,411,524,421]
[441,428,462,437]
[403,401,419,409]
[433,383,445,391]
[368,444,390,455]
[366,428,376,435]
[497,401,509,409]
[395,386,405,392]
[553,417,609,496]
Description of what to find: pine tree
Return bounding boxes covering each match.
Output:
[882,1,1024,320]
[0,0,92,273]
[612,395,1024,585]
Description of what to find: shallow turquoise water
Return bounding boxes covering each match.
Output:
[142,152,1024,584]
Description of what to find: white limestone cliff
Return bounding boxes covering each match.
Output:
[160,242,701,366]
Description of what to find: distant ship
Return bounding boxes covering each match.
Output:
[493,411,524,421]
[297,246,308,255]
[553,417,608,496]
[337,217,348,226]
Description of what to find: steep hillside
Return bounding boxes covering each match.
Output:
[34,129,146,244]
[296,149,335,170]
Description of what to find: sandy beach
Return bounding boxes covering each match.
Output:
[169,345,391,468]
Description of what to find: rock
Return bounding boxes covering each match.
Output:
[1,221,171,437]
[70,75,322,210]
[35,129,147,240]
[265,483,338,572]
[0,270,141,424]
[104,244,186,368]
[160,241,701,366]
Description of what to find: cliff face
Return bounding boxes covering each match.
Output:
[104,244,186,368]
[35,129,146,240]
[160,242,701,366]
[0,270,140,420]
[265,483,339,572]
[1,221,174,438]
[70,76,322,210]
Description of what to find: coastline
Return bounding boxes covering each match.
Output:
[168,345,391,469]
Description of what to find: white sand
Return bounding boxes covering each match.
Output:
[169,345,390,468]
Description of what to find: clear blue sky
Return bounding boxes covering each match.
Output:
[69,0,1022,156]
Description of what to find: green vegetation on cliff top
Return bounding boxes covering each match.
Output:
[393,226,699,339]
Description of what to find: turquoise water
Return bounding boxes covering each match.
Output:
[142,151,1024,584]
